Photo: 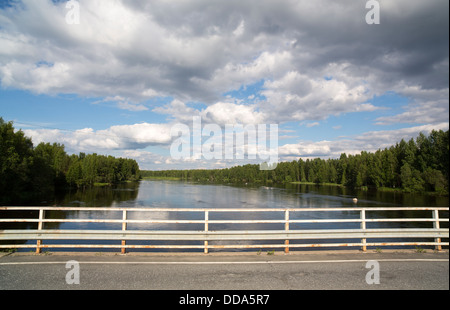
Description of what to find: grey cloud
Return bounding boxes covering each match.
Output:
[0,0,447,124]
[24,122,174,153]
[279,122,450,159]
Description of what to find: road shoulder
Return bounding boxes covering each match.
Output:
[1,249,448,264]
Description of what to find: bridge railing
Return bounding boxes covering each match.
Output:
[0,207,448,254]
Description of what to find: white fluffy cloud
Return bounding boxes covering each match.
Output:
[375,88,449,125]
[201,101,266,125]
[260,71,379,123]
[24,122,173,153]
[1,0,448,169]
[2,0,447,117]
[279,122,450,159]
[155,99,267,126]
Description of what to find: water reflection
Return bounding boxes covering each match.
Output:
[49,179,450,236]
[2,180,448,252]
[56,181,140,208]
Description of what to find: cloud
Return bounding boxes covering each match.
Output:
[279,141,332,157]
[201,102,266,125]
[192,50,294,100]
[375,88,449,125]
[260,70,379,123]
[279,122,450,159]
[304,122,320,128]
[152,99,197,123]
[24,122,174,153]
[95,96,149,111]
[120,150,169,170]
[1,0,448,170]
[154,99,267,125]
[1,1,447,115]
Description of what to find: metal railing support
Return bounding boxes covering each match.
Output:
[0,206,447,254]
[361,209,367,252]
[36,209,44,254]
[204,211,209,254]
[121,210,127,254]
[285,210,290,254]
[433,209,442,251]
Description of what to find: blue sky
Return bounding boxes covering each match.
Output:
[0,0,448,170]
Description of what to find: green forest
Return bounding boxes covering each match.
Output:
[0,118,140,203]
[2,116,449,204]
[143,129,449,195]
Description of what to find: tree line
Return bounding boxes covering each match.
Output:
[143,129,449,194]
[0,118,140,203]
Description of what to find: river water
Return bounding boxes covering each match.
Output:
[47,179,450,209]
[2,180,449,252]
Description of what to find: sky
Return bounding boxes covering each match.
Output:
[0,0,448,170]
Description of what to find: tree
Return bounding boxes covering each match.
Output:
[1,117,143,201]
[33,142,70,189]
[66,161,83,188]
[400,163,424,192]
[298,159,307,182]
[141,130,448,194]
[0,118,34,199]
[422,168,447,193]
[328,160,338,184]
[367,151,383,187]
[338,153,348,185]
[380,147,397,188]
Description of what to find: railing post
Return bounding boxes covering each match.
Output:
[360,209,367,252]
[433,209,442,251]
[285,210,290,254]
[204,211,209,254]
[121,210,127,254]
[36,209,44,254]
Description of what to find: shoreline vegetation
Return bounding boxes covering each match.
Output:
[141,129,449,196]
[0,118,140,204]
[1,117,449,204]
[141,176,445,195]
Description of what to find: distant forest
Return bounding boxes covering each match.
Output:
[2,116,448,204]
[143,129,449,194]
[0,118,140,203]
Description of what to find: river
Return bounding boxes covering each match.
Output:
[45,180,450,209]
[2,180,449,252]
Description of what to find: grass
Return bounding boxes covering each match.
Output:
[377,187,404,193]
[0,248,17,254]
[415,246,426,253]
[290,181,344,187]
[141,176,182,181]
[93,182,111,187]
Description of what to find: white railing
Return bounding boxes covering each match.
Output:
[0,207,448,254]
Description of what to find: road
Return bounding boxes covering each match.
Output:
[0,250,448,291]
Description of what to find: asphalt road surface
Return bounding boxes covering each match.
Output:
[0,250,448,291]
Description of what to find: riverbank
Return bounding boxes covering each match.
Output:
[290,181,344,187]
[141,176,182,181]
[141,176,448,196]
